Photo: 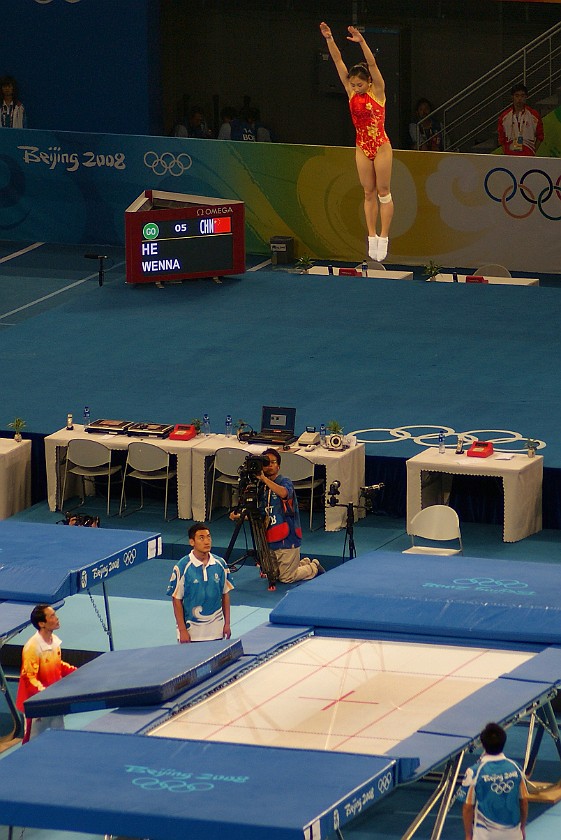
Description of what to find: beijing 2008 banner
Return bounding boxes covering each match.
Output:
[0,125,560,273]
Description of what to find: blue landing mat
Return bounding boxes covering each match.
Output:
[270,552,561,647]
[24,639,243,717]
[0,521,161,601]
[0,729,415,840]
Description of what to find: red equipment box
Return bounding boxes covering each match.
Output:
[125,190,245,284]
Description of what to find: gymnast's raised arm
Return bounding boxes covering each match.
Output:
[346,25,385,102]
[319,22,351,95]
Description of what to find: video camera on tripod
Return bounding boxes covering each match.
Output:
[223,453,279,590]
[233,453,270,512]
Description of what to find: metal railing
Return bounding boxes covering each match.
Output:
[413,21,561,153]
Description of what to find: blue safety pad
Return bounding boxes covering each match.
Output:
[0,600,37,642]
[84,704,179,735]
[24,639,243,717]
[270,552,561,646]
[421,678,552,740]
[391,732,472,778]
[0,729,415,840]
[238,622,312,655]
[499,646,561,684]
[0,521,161,601]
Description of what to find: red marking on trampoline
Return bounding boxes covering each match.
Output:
[300,691,380,711]
[201,639,366,739]
[333,647,489,751]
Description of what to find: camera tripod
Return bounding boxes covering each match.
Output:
[223,505,278,590]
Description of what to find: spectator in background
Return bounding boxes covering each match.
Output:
[498,84,543,157]
[217,105,238,139]
[0,75,26,128]
[409,98,444,151]
[220,105,272,142]
[173,105,213,138]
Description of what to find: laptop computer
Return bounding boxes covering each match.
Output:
[247,406,297,446]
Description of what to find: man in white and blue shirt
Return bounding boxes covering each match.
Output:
[167,523,233,642]
[459,722,528,840]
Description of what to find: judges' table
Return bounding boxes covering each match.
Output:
[191,435,366,531]
[44,425,207,520]
[0,438,31,520]
[406,448,542,543]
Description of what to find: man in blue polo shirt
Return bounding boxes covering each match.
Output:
[167,523,233,642]
[459,722,528,840]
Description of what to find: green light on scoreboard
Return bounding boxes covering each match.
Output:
[143,222,159,240]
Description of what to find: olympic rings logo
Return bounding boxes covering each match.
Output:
[485,167,561,221]
[144,151,193,177]
[349,425,545,454]
[377,772,392,794]
[453,577,528,590]
[123,548,137,566]
[132,777,214,793]
[491,780,515,794]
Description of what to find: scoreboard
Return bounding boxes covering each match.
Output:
[125,190,245,284]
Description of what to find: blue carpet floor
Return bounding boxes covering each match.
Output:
[1,242,561,467]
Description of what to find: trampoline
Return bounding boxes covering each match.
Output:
[0,520,161,741]
[1,552,561,840]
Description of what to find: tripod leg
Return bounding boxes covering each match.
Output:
[249,512,278,590]
[222,513,246,568]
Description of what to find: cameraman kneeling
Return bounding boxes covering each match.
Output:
[256,448,324,584]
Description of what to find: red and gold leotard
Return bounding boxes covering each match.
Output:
[349,90,390,160]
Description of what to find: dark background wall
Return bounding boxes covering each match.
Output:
[0,0,161,135]
[0,0,559,147]
[161,0,560,148]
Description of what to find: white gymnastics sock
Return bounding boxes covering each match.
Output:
[368,235,378,259]
[377,237,389,260]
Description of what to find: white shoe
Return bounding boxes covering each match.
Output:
[377,237,389,260]
[368,236,378,259]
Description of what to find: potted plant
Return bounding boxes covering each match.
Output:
[423,260,443,282]
[294,255,315,274]
[526,438,538,458]
[326,420,344,435]
[190,418,202,435]
[8,417,26,442]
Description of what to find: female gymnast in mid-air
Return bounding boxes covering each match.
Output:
[319,22,394,261]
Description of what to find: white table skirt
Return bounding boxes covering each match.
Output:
[191,435,366,531]
[0,438,31,519]
[44,426,208,519]
[406,448,543,543]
